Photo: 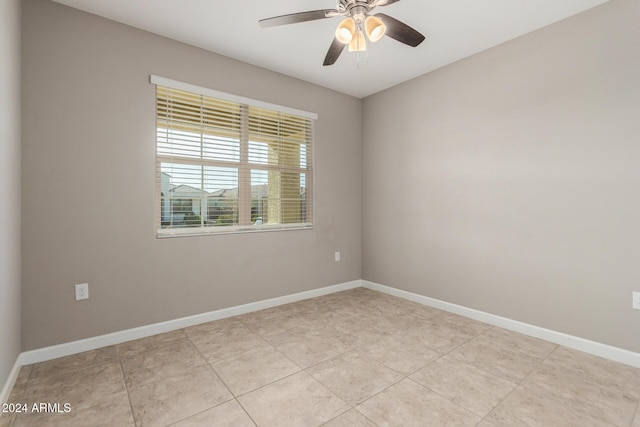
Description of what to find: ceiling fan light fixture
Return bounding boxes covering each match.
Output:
[335,17,355,44]
[365,15,386,42]
[348,28,366,52]
[259,0,426,67]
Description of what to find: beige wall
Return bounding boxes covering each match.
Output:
[0,0,22,385]
[363,0,640,352]
[21,0,362,350]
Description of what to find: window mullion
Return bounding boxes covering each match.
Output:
[200,96,205,227]
[238,105,251,226]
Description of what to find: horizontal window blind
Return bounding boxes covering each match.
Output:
[154,78,314,237]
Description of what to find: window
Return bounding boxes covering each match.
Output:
[153,76,315,237]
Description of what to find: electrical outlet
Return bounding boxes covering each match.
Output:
[75,283,89,301]
[334,251,341,262]
[633,292,640,310]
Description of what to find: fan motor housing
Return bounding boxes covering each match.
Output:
[349,5,370,23]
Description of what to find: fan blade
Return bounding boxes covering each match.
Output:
[323,37,346,66]
[370,0,402,7]
[259,10,339,28]
[375,13,425,47]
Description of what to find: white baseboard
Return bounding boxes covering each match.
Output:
[0,355,22,406]
[21,280,361,365]
[362,280,640,369]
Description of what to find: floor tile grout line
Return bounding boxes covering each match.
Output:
[189,328,273,376]
[122,333,230,426]
[199,312,337,399]
[404,375,486,421]
[27,354,120,384]
[14,351,133,425]
[346,374,407,412]
[527,343,637,397]
[182,318,246,340]
[429,320,562,426]
[190,334,265,427]
[120,347,212,390]
[409,350,520,417]
[440,315,494,352]
[243,299,412,414]
[233,396,261,427]
[231,368,352,426]
[303,362,366,409]
[231,370,307,400]
[534,346,640,427]
[187,305,362,408]
[476,339,562,425]
[118,330,192,355]
[543,343,640,392]
[243,317,315,372]
[188,315,322,372]
[24,363,35,388]
[292,325,415,411]
[318,406,380,427]
[209,326,355,425]
[317,407,354,426]
[163,396,237,427]
[468,328,559,363]
[357,410,381,427]
[518,339,559,385]
[412,380,489,421]
[475,378,523,425]
[186,331,239,403]
[423,327,497,380]
[115,345,140,427]
[195,338,281,402]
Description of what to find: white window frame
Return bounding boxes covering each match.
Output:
[152,75,316,238]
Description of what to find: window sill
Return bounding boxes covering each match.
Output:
[156,222,313,238]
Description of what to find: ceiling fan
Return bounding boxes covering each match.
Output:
[259,0,425,66]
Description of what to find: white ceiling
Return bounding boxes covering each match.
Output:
[51,0,610,98]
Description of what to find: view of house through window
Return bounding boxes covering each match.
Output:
[154,79,314,236]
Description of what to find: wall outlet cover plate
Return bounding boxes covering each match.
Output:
[75,283,89,300]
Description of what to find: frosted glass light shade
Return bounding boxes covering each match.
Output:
[335,18,355,44]
[365,15,386,42]
[348,30,366,52]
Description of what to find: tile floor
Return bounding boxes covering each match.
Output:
[2,288,640,426]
